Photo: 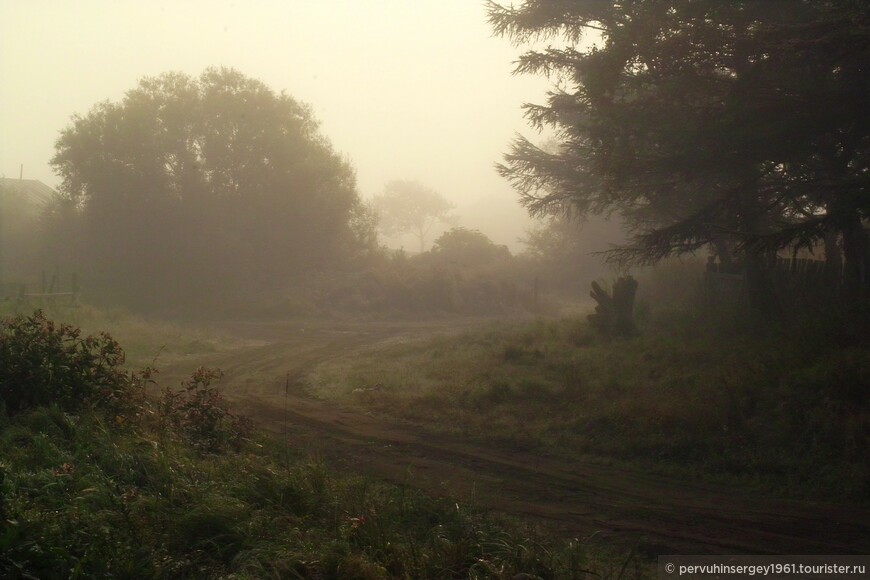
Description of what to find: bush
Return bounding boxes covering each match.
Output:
[158,367,253,453]
[0,310,139,415]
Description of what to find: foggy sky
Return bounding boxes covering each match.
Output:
[0,0,552,249]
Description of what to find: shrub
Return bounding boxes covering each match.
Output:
[158,367,253,453]
[0,310,139,415]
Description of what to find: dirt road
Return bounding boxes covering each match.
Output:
[159,318,870,556]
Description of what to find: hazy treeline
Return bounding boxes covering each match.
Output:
[0,185,43,284]
[3,66,620,315]
[32,68,374,311]
[255,222,619,316]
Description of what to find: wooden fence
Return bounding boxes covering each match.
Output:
[1,271,80,306]
[704,257,847,309]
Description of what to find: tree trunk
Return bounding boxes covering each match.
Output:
[823,228,843,289]
[742,250,779,323]
[840,214,869,306]
[711,237,740,273]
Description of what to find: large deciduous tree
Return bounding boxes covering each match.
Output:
[488,0,870,314]
[51,68,372,309]
[431,227,510,267]
[371,180,456,253]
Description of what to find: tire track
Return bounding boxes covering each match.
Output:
[160,320,870,556]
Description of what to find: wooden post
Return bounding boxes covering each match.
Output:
[612,276,639,335]
[533,276,539,309]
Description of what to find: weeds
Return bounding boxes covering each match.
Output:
[158,367,253,454]
[1,408,639,578]
[0,310,145,416]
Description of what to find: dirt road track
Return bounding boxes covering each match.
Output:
[160,319,870,556]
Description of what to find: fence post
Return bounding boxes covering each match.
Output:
[533,276,539,309]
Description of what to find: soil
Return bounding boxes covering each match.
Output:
[157,317,870,557]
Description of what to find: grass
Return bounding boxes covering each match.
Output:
[306,313,870,502]
[0,300,244,369]
[0,404,644,578]
[0,310,647,578]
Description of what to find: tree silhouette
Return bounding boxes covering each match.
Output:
[371,180,456,253]
[51,68,372,309]
[489,0,870,313]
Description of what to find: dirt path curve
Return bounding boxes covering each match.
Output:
[159,318,870,557]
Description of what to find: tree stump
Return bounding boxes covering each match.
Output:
[588,276,639,337]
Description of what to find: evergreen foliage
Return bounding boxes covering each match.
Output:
[488,0,870,313]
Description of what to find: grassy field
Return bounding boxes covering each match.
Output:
[3,298,865,575]
[0,301,244,370]
[307,313,870,501]
[0,310,645,578]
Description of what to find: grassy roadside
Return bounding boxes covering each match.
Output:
[1,407,645,578]
[306,315,870,502]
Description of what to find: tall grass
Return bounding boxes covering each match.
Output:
[308,311,870,501]
[0,407,644,578]
[0,301,238,368]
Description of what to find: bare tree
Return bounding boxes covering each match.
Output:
[372,180,456,252]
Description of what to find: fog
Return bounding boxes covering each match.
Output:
[1,0,550,250]
[1,2,868,566]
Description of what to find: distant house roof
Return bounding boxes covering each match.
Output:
[0,178,56,207]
